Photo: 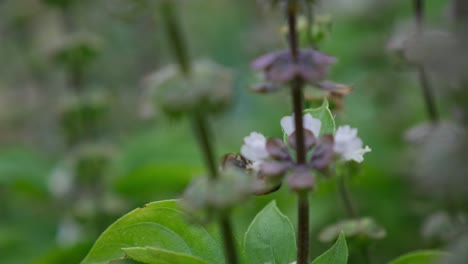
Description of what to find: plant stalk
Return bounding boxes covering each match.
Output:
[413,0,439,123]
[337,170,375,264]
[191,114,239,264]
[161,0,191,75]
[192,113,218,180]
[161,2,238,263]
[287,2,310,263]
[338,173,359,219]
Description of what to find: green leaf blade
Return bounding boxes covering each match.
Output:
[81,200,223,264]
[122,247,208,264]
[304,99,336,136]
[388,250,449,264]
[243,201,296,264]
[312,232,348,264]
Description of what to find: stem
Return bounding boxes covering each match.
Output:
[361,247,373,264]
[191,113,239,264]
[291,81,306,164]
[191,113,218,179]
[337,171,374,264]
[160,2,237,263]
[413,0,439,123]
[161,0,191,75]
[219,216,239,264]
[414,0,424,32]
[454,0,468,27]
[338,173,359,219]
[287,2,300,59]
[297,193,310,264]
[287,2,310,263]
[417,65,439,122]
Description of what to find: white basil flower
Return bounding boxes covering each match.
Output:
[280,113,322,137]
[334,125,371,163]
[241,132,269,162]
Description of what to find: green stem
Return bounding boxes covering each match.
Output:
[191,113,239,264]
[161,0,191,75]
[338,173,359,219]
[337,171,373,264]
[191,113,218,179]
[413,0,439,123]
[160,2,238,263]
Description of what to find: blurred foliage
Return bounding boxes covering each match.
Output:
[0,0,463,263]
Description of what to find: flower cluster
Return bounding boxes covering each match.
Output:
[146,60,234,118]
[250,49,336,93]
[239,113,371,193]
[181,168,256,222]
[250,48,354,114]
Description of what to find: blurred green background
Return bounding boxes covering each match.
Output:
[0,0,459,263]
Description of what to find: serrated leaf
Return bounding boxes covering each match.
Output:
[388,250,449,264]
[122,247,208,264]
[304,99,335,136]
[243,201,296,264]
[81,200,223,264]
[312,232,348,264]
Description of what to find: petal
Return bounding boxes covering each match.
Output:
[250,52,280,70]
[281,113,322,137]
[334,125,371,163]
[288,129,316,150]
[287,165,315,191]
[348,145,372,163]
[303,113,322,137]
[266,138,291,160]
[281,116,295,136]
[259,161,290,179]
[310,135,335,170]
[241,132,269,161]
[309,49,337,65]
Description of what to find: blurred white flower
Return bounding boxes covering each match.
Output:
[48,165,74,198]
[56,216,82,246]
[241,132,269,162]
[334,125,371,162]
[280,113,321,137]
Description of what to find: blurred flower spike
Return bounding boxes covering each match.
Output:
[146,60,234,118]
[181,168,255,223]
[250,49,337,93]
[47,32,103,70]
[239,113,370,194]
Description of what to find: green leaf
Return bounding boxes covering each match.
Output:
[388,250,449,264]
[243,201,296,264]
[81,200,223,264]
[122,247,208,264]
[312,232,348,264]
[304,99,336,136]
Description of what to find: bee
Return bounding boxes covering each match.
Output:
[221,153,281,195]
[221,153,250,170]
